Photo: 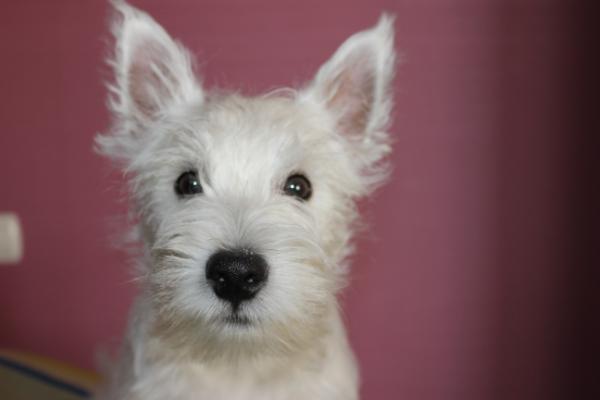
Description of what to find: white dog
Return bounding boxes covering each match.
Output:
[95,2,395,399]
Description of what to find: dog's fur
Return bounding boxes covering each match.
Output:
[95,2,395,399]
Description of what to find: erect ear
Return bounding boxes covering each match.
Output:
[302,15,396,168]
[108,1,203,125]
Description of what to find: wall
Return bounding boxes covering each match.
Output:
[0,1,594,399]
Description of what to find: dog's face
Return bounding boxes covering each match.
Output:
[98,4,395,359]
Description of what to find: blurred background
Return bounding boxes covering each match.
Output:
[0,0,597,399]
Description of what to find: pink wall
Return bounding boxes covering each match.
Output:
[0,1,594,399]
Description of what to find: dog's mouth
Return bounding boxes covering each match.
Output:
[222,313,252,326]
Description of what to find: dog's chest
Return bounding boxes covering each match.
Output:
[132,358,355,400]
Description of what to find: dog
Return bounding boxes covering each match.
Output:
[95,2,395,399]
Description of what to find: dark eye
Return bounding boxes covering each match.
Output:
[283,174,312,201]
[175,170,203,197]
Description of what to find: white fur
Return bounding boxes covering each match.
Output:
[94,2,395,399]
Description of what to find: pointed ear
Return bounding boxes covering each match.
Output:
[108,1,203,125]
[302,15,396,167]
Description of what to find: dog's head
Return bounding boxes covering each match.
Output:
[98,2,395,360]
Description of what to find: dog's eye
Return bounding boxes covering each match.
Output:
[283,174,312,201]
[175,171,203,197]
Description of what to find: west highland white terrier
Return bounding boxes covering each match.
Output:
[95,2,395,399]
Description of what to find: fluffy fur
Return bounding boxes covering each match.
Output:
[94,2,396,399]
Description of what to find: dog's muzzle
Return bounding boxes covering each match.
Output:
[205,249,268,310]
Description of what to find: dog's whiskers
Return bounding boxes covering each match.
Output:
[151,248,194,260]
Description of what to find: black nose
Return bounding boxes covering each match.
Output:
[205,249,268,308]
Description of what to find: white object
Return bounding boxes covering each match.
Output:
[0,213,23,264]
[93,3,395,399]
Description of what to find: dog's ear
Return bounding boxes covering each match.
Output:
[98,1,203,161]
[302,15,396,172]
[110,1,202,122]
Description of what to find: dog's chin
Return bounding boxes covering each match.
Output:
[154,303,328,364]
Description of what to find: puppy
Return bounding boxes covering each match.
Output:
[95,2,395,399]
